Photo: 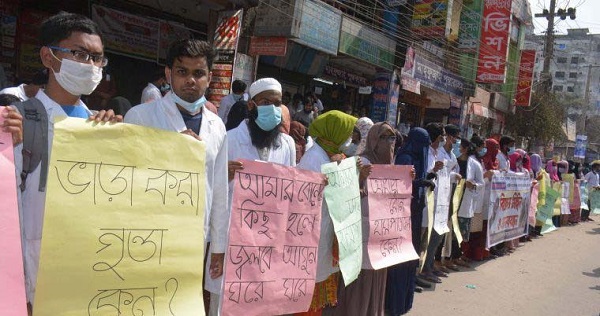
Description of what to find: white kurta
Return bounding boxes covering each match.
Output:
[297,143,339,282]
[205,120,296,294]
[458,156,485,218]
[13,90,92,303]
[125,92,229,255]
[140,83,162,104]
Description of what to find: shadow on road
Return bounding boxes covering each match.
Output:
[582,267,600,278]
[589,285,600,291]
[585,227,600,235]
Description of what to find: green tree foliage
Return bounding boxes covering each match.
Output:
[505,91,567,144]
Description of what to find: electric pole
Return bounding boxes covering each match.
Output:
[534,0,577,93]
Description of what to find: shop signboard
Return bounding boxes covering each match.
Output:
[457,0,483,50]
[411,0,450,38]
[208,10,243,107]
[574,135,587,159]
[253,0,341,55]
[232,53,254,93]
[476,0,512,83]
[406,54,464,97]
[371,72,391,123]
[323,65,368,86]
[386,69,401,128]
[514,49,536,106]
[249,37,288,56]
[91,5,159,61]
[338,16,395,70]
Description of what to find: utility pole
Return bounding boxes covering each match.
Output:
[534,0,577,93]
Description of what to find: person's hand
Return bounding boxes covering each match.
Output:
[454,173,463,182]
[2,106,23,146]
[421,179,436,190]
[89,109,122,123]
[410,167,416,180]
[426,172,437,181]
[209,253,225,279]
[536,173,544,181]
[465,180,475,189]
[359,164,372,183]
[180,129,202,141]
[484,170,495,180]
[433,160,444,172]
[228,160,244,181]
[330,153,345,164]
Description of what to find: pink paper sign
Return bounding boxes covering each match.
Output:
[365,165,419,270]
[221,160,326,316]
[529,183,540,226]
[0,107,27,315]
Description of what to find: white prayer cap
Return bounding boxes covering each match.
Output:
[249,78,282,99]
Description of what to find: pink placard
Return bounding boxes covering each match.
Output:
[529,183,540,226]
[221,160,326,316]
[0,107,27,315]
[365,165,419,270]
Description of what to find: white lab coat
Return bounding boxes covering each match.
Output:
[140,83,162,104]
[13,90,92,303]
[125,92,229,256]
[297,143,339,282]
[458,156,485,218]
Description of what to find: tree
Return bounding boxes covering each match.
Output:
[505,90,567,148]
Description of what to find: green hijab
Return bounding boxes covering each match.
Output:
[309,110,358,155]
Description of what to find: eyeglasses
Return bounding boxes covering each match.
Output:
[48,46,108,67]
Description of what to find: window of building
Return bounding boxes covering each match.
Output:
[569,72,577,79]
[557,57,567,63]
[555,71,565,79]
[554,85,563,92]
[567,86,574,92]
[571,57,579,64]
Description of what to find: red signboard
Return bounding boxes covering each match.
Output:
[514,50,536,106]
[249,37,288,56]
[476,0,512,83]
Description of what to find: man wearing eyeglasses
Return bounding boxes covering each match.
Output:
[10,12,120,314]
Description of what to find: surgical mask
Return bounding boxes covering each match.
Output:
[478,148,487,157]
[255,105,282,131]
[171,92,206,113]
[452,141,461,157]
[51,53,102,96]
[160,83,171,93]
[508,146,516,155]
[340,138,358,156]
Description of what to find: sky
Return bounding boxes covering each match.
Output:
[528,0,600,35]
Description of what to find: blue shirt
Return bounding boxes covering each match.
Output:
[179,109,202,135]
[61,105,89,118]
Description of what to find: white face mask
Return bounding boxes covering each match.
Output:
[51,52,103,96]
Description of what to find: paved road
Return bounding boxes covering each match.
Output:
[410,216,600,316]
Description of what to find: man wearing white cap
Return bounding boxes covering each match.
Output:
[209,78,295,314]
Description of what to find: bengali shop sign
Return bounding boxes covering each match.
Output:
[476,0,512,83]
[411,0,450,38]
[364,166,419,270]
[221,160,326,316]
[409,54,464,97]
[92,5,159,61]
[249,37,288,56]
[487,173,531,248]
[458,0,483,49]
[514,50,536,106]
[208,10,243,107]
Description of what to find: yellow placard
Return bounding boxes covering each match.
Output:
[34,118,206,316]
[452,179,465,245]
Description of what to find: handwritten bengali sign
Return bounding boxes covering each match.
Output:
[364,165,418,270]
[221,160,326,316]
[529,183,540,226]
[487,173,531,248]
[34,118,207,315]
[433,166,451,235]
[321,157,362,285]
[590,189,600,215]
[0,108,27,316]
[536,187,559,234]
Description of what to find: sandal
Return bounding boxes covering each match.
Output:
[445,263,460,271]
[420,273,442,283]
[433,269,448,278]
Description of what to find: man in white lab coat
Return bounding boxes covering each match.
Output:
[217,79,248,124]
[140,68,168,103]
[12,12,120,314]
[124,39,229,304]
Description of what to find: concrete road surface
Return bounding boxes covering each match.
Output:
[410,218,600,316]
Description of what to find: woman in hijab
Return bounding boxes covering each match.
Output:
[296,110,358,316]
[353,117,374,156]
[546,160,560,182]
[386,127,434,316]
[468,138,500,260]
[289,121,307,164]
[509,152,523,173]
[334,123,402,316]
[530,154,543,178]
